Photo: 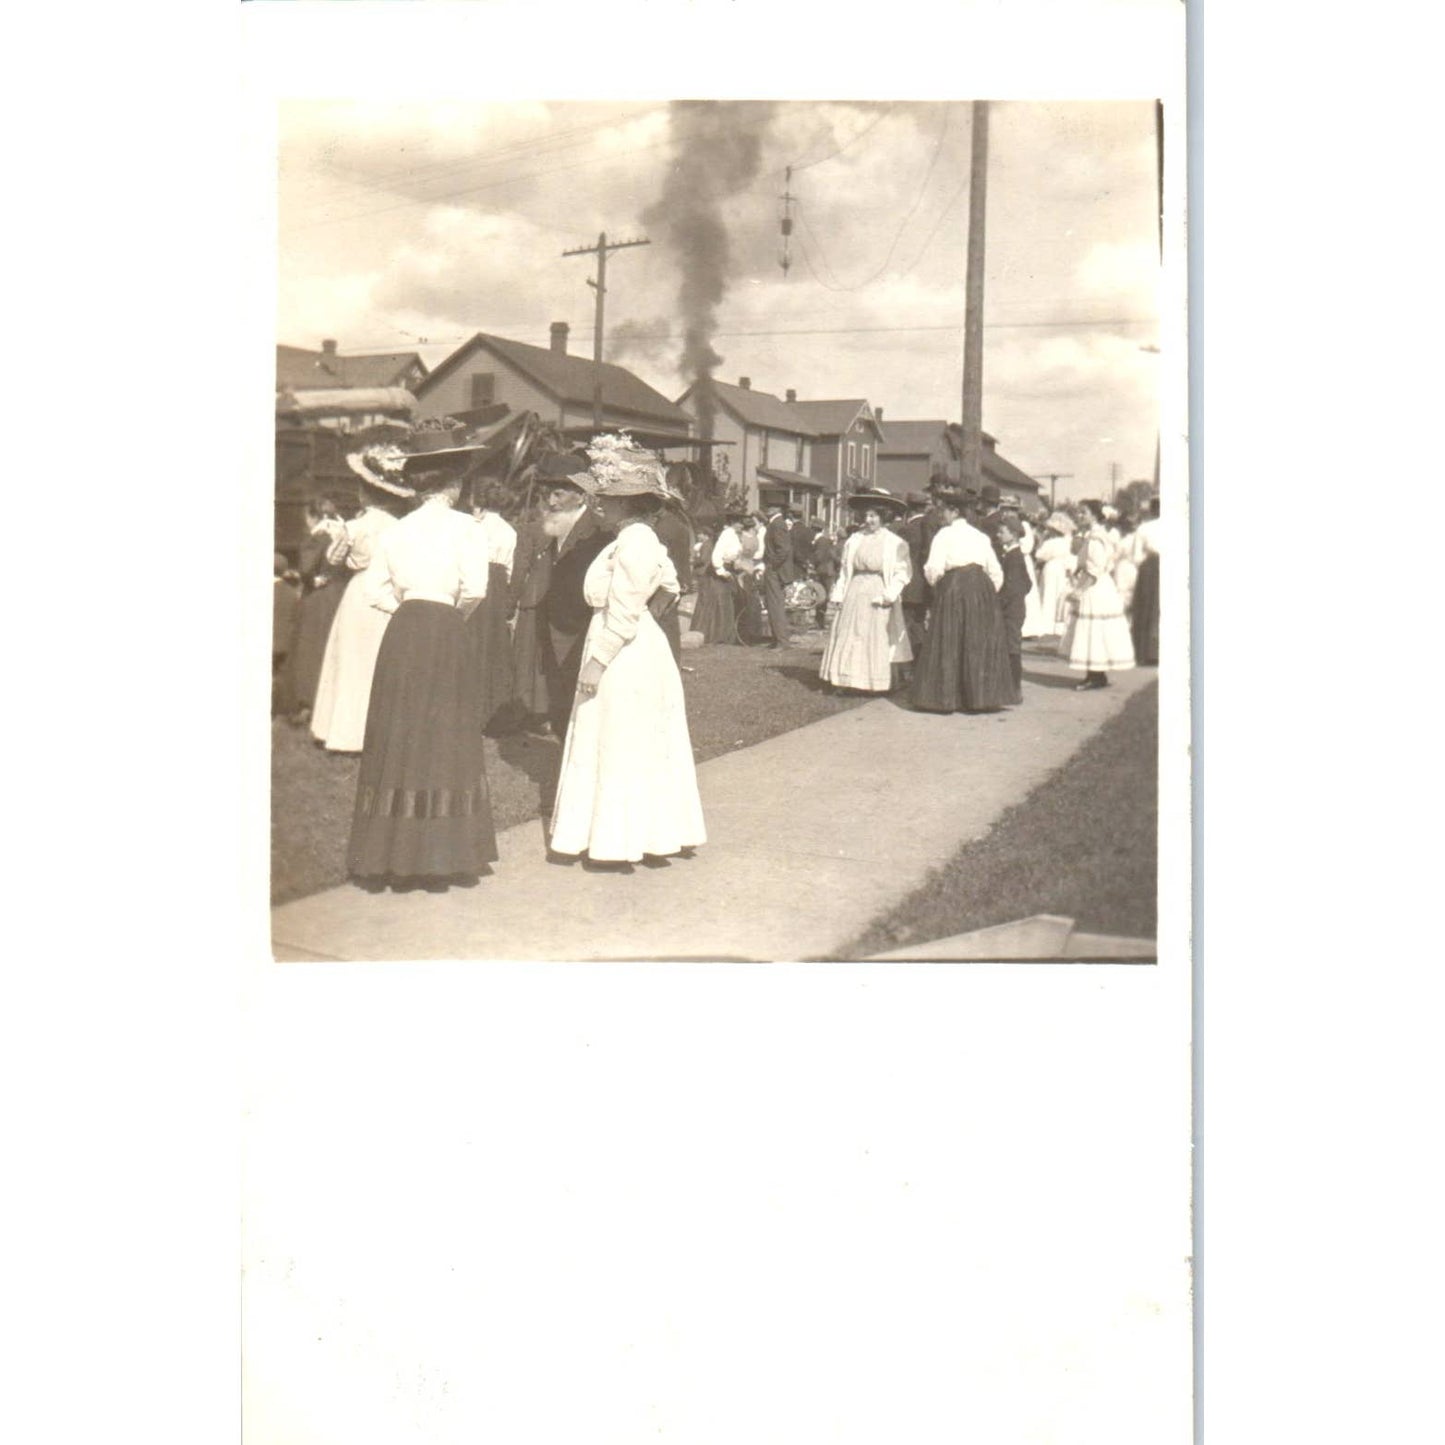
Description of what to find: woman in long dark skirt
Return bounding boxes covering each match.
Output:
[911,492,1015,714]
[1130,496,1160,666]
[347,467,499,887]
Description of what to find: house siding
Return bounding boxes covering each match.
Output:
[416,350,560,424]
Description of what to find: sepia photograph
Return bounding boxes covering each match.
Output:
[269,96,1178,964]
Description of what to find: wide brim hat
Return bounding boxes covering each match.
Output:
[903,490,930,508]
[980,484,1002,505]
[585,432,670,499]
[534,450,600,494]
[345,446,418,499]
[846,487,908,513]
[1046,511,1076,535]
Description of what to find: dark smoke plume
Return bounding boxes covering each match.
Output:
[642,101,776,438]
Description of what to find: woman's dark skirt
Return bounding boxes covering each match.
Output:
[735,574,770,645]
[277,576,345,715]
[910,564,1015,714]
[691,572,739,644]
[467,561,516,730]
[347,600,499,881]
[1131,553,1160,665]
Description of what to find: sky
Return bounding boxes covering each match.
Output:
[278,99,1161,500]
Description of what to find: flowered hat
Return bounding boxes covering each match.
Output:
[585,432,669,498]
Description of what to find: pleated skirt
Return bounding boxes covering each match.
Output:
[1131,553,1160,665]
[347,600,499,881]
[467,561,516,729]
[910,564,1015,714]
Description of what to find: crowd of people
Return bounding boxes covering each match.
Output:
[272,439,1160,891]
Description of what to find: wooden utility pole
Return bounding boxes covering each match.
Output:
[1032,473,1073,510]
[562,232,651,430]
[959,101,990,493]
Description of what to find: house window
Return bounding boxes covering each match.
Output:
[470,372,496,408]
[759,429,770,466]
[862,444,871,479]
[796,437,805,470]
[847,441,856,476]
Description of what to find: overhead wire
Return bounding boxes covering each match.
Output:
[287,104,667,219]
[793,104,952,291]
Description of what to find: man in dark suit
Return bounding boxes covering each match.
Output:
[809,526,839,627]
[898,491,934,658]
[790,512,818,575]
[651,496,693,666]
[760,504,797,648]
[534,454,613,739]
[994,512,1032,704]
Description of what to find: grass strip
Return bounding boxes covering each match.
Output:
[834,680,1159,959]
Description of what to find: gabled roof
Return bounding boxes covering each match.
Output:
[787,399,884,440]
[418,332,690,427]
[943,424,1041,493]
[876,420,954,457]
[276,345,426,392]
[678,379,818,436]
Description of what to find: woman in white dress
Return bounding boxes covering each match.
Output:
[549,435,706,868]
[818,494,913,693]
[1058,498,1135,689]
[1019,511,1046,638]
[310,474,410,752]
[1033,512,1077,638]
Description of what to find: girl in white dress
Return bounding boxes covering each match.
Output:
[1033,512,1077,637]
[310,479,409,752]
[1058,499,1136,689]
[549,436,706,867]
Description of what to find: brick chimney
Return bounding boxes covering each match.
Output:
[875,406,883,421]
[550,321,569,355]
[321,339,338,356]
[738,376,751,389]
[785,388,797,403]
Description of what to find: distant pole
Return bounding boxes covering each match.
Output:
[1032,473,1073,510]
[959,100,990,493]
[1110,460,1120,503]
[562,231,651,431]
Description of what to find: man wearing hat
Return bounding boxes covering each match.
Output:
[760,503,798,648]
[531,452,613,739]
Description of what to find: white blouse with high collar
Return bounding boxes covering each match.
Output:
[922,519,1003,590]
[364,498,491,613]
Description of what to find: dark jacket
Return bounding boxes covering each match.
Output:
[997,547,1032,646]
[763,514,797,585]
[511,515,554,612]
[899,513,933,606]
[654,506,694,594]
[791,521,817,570]
[811,533,840,581]
[543,509,612,661]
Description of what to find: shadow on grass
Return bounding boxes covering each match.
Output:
[1022,668,1088,690]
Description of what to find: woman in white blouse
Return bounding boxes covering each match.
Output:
[818,493,913,692]
[549,436,706,868]
[346,464,499,886]
[1033,512,1077,638]
[691,516,743,644]
[910,491,1015,714]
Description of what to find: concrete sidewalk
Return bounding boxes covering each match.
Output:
[271,649,1155,963]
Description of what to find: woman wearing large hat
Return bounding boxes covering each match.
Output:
[345,457,499,886]
[308,454,414,752]
[548,434,706,867]
[818,489,914,693]
[910,489,1015,714]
